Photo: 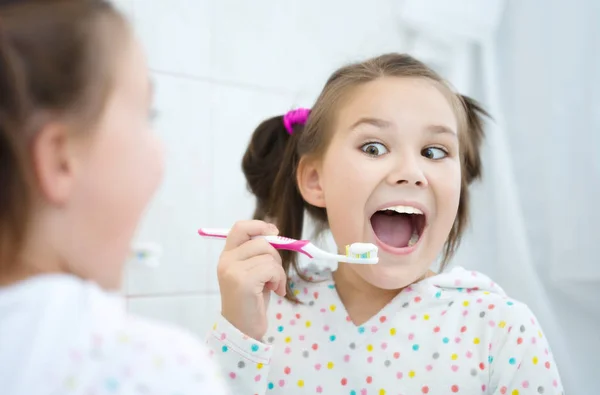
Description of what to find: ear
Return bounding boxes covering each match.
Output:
[30,122,82,205]
[296,156,325,208]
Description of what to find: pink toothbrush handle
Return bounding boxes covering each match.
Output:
[197,228,228,239]
[198,229,314,258]
[265,238,313,258]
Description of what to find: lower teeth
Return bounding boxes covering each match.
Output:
[407,230,419,247]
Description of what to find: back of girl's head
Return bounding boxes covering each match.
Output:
[0,0,127,272]
[242,115,297,221]
[242,53,488,302]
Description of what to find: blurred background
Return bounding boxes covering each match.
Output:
[113,0,598,393]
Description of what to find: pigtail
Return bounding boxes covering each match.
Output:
[271,135,307,302]
[441,94,489,269]
[241,115,308,223]
[460,94,489,184]
[241,112,310,303]
[241,116,293,220]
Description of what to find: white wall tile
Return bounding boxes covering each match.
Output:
[204,294,222,328]
[126,0,408,304]
[126,73,213,295]
[211,0,406,92]
[127,293,220,337]
[131,0,212,78]
[111,0,134,19]
[204,85,301,291]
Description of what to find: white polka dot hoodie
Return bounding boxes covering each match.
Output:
[207,266,564,395]
[0,274,229,395]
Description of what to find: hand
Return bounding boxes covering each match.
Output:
[217,220,286,341]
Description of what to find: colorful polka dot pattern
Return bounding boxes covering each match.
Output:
[207,267,564,394]
[57,320,229,395]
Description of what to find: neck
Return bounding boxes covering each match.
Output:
[0,262,60,287]
[0,214,67,287]
[332,263,401,326]
[332,263,437,326]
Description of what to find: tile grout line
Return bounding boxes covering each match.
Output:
[126,290,221,299]
[207,1,218,295]
[149,68,308,97]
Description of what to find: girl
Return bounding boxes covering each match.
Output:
[208,53,564,394]
[0,1,227,394]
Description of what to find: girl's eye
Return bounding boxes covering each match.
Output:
[361,142,389,157]
[422,147,448,160]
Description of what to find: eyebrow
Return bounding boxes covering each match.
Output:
[349,117,392,130]
[349,117,457,137]
[427,125,457,137]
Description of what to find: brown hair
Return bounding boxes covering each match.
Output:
[0,0,128,272]
[242,115,295,221]
[242,53,489,302]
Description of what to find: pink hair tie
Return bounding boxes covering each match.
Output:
[283,108,311,135]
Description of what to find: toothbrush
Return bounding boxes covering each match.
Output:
[198,228,379,264]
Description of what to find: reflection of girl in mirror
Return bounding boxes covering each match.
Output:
[210,53,563,395]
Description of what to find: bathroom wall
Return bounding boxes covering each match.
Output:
[110,2,597,392]
[112,0,407,336]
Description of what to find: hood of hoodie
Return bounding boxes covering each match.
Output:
[427,266,507,296]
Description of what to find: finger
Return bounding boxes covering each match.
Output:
[263,265,287,296]
[262,261,288,298]
[234,238,282,263]
[243,254,287,296]
[223,220,278,252]
[273,267,287,297]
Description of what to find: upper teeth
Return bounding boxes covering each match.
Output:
[380,205,423,215]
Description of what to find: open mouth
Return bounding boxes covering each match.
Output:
[370,205,427,250]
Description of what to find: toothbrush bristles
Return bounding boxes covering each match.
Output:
[346,245,371,259]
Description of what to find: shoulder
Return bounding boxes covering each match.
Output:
[464,291,538,332]
[444,268,537,322]
[83,286,227,393]
[432,268,544,340]
[440,277,538,328]
[123,315,208,354]
[98,315,227,393]
[1,276,227,394]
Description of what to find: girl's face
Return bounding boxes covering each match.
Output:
[47,31,164,289]
[300,77,461,290]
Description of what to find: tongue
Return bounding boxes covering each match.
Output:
[370,212,413,248]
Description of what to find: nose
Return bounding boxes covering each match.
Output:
[387,153,428,188]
